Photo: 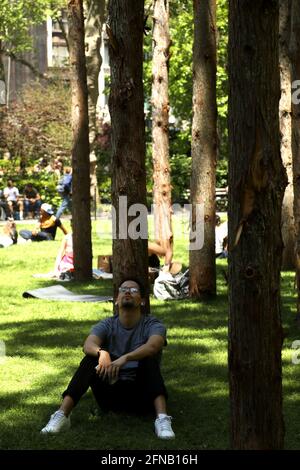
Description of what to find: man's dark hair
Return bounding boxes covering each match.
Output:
[119,278,145,297]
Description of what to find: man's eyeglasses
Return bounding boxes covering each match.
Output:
[119,287,140,294]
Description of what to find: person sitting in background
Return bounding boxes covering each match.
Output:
[40,278,175,440]
[53,159,64,177]
[53,232,74,278]
[0,219,18,248]
[19,203,68,242]
[148,238,173,273]
[148,210,176,273]
[23,183,42,219]
[0,189,9,220]
[3,179,23,220]
[215,215,228,258]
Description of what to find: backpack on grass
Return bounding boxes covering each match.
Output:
[153,269,189,300]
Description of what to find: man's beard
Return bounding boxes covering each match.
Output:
[121,298,135,309]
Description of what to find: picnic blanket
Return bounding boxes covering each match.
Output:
[23,285,113,302]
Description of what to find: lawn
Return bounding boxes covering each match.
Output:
[0,216,299,450]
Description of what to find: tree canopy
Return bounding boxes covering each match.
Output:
[0,0,64,54]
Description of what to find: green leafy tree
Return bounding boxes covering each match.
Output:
[0,81,71,167]
[0,0,63,54]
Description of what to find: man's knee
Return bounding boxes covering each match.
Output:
[138,356,162,372]
[79,355,98,368]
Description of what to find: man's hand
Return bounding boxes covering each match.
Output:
[95,350,112,379]
[32,229,38,236]
[95,354,128,383]
[107,355,128,383]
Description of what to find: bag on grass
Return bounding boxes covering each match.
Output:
[153,269,189,300]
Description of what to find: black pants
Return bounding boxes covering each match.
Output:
[19,229,54,241]
[62,355,168,414]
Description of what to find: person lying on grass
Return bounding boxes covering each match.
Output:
[0,218,18,248]
[41,278,175,440]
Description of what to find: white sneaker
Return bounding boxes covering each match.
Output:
[41,410,71,434]
[155,415,175,439]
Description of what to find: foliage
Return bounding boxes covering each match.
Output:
[0,80,71,208]
[0,80,72,169]
[0,0,64,54]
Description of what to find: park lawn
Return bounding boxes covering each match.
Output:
[0,218,299,450]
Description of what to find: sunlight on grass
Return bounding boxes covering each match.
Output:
[0,219,298,449]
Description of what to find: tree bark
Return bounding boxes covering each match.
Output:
[189,0,217,298]
[290,0,300,321]
[0,41,6,83]
[84,0,105,206]
[228,0,286,449]
[0,41,5,129]
[151,0,173,257]
[108,0,149,309]
[68,0,93,281]
[280,0,295,270]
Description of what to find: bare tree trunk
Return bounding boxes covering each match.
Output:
[0,41,6,104]
[291,0,300,321]
[84,0,105,207]
[68,0,93,280]
[151,0,173,258]
[280,0,295,270]
[228,0,285,449]
[0,42,5,133]
[0,41,6,84]
[189,0,217,298]
[108,0,149,309]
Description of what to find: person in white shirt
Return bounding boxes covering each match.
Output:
[0,219,18,248]
[3,179,23,219]
[215,215,228,258]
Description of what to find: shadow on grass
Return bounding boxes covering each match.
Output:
[0,360,229,450]
[1,256,298,449]
[0,311,229,450]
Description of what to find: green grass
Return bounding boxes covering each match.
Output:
[0,219,299,449]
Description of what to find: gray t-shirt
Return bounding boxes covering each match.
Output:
[90,314,166,380]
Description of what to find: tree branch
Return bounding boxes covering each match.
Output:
[55,15,70,52]
[2,50,55,82]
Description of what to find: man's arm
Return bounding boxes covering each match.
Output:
[83,334,112,377]
[125,335,164,361]
[83,334,102,357]
[107,335,165,381]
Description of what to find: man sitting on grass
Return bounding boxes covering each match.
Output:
[41,278,175,440]
[20,203,68,242]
